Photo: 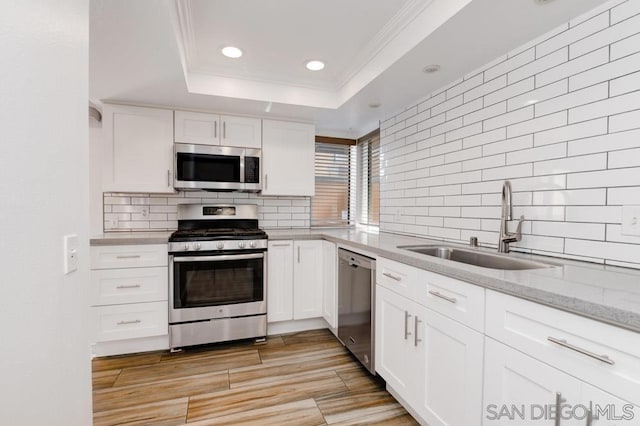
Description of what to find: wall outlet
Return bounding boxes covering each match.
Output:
[63,234,78,274]
[621,205,640,236]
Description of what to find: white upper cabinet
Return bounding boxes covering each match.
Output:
[174,110,261,148]
[262,119,315,196]
[103,104,174,193]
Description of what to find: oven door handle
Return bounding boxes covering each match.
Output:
[173,253,264,262]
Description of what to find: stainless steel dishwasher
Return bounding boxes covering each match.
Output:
[338,248,376,375]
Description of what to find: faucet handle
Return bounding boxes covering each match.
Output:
[514,215,524,241]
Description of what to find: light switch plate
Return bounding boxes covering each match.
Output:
[621,206,640,236]
[64,234,79,274]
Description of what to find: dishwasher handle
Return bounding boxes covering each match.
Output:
[338,248,376,270]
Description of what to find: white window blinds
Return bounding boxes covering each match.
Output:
[357,130,380,226]
[311,141,355,227]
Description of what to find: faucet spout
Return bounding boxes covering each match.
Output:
[498,180,523,253]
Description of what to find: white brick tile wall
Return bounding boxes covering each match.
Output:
[103,192,311,231]
[379,0,640,268]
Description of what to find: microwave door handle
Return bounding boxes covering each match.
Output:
[173,253,264,262]
[240,151,245,184]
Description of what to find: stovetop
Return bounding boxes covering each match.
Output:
[169,227,267,242]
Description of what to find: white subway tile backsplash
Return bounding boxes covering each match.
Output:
[508,80,568,112]
[536,12,609,58]
[506,142,566,166]
[532,188,607,206]
[378,0,640,267]
[610,32,640,60]
[536,47,609,88]
[611,0,640,24]
[609,109,640,132]
[534,152,606,176]
[485,77,534,107]
[571,13,640,59]
[534,117,607,146]
[569,90,640,123]
[608,147,640,168]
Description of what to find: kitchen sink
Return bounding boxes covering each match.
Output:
[397,245,555,270]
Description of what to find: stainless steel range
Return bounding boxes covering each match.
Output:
[168,204,267,350]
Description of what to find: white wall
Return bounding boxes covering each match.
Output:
[379,0,640,268]
[0,1,92,425]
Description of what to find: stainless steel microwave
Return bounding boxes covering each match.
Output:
[174,143,261,192]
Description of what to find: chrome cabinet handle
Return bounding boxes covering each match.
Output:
[586,402,593,426]
[404,310,412,340]
[383,272,401,281]
[117,319,141,325]
[428,290,457,304]
[414,316,422,347]
[555,392,565,426]
[223,121,226,139]
[265,173,268,190]
[547,337,615,365]
[167,169,171,187]
[297,246,301,263]
[116,255,141,259]
[271,243,291,247]
[214,120,217,138]
[116,284,141,289]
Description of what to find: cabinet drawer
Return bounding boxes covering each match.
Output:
[376,257,418,299]
[486,290,640,406]
[91,267,168,306]
[415,269,485,332]
[91,301,168,342]
[91,244,167,269]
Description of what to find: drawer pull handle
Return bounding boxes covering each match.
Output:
[116,284,142,289]
[271,243,291,247]
[414,316,422,347]
[404,310,412,340]
[117,319,142,325]
[383,272,401,281]
[547,337,614,365]
[555,392,566,426]
[116,255,142,259]
[428,290,457,304]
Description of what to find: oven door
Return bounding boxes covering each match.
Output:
[169,251,266,323]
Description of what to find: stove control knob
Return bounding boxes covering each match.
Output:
[238,241,246,249]
[184,243,190,251]
[250,241,257,248]
[216,242,224,250]
[194,243,201,251]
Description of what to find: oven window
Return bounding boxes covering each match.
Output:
[173,256,264,308]
[176,153,240,182]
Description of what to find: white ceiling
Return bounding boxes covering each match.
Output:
[90,0,610,138]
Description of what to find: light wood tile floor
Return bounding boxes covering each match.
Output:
[92,329,418,425]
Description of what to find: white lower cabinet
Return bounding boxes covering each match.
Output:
[376,283,484,426]
[267,239,325,323]
[90,244,169,356]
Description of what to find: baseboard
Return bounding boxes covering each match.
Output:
[267,317,330,335]
[91,335,169,357]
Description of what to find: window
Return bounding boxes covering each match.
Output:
[311,138,356,226]
[310,132,379,228]
[357,129,380,226]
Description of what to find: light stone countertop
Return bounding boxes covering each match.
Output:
[267,228,640,333]
[90,228,640,333]
[90,231,173,245]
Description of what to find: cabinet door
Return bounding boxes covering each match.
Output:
[321,240,337,329]
[174,110,220,145]
[103,105,174,193]
[581,383,637,425]
[375,285,423,406]
[267,241,294,322]
[220,115,261,148]
[483,338,582,425]
[262,119,315,196]
[293,240,323,319]
[417,307,484,426]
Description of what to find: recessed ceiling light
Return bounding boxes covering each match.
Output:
[221,46,242,59]
[422,64,441,74]
[306,60,325,71]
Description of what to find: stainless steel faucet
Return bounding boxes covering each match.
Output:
[498,181,524,253]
